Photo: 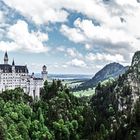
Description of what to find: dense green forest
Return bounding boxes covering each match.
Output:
[0,79,139,140]
[1,51,140,140]
[0,80,89,140]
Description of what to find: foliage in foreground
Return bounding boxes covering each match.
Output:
[0,77,140,140]
[0,80,88,140]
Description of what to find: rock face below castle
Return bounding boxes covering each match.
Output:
[0,52,48,98]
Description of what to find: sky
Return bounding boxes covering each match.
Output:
[0,0,140,74]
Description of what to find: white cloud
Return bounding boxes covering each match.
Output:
[60,14,140,64]
[4,0,69,24]
[0,10,7,37]
[0,20,49,53]
[86,53,125,63]
[61,18,136,46]
[4,0,140,52]
[3,0,140,42]
[34,31,48,42]
[66,48,82,58]
[85,44,92,50]
[62,64,68,68]
[115,0,138,6]
[0,41,18,52]
[95,65,104,69]
[60,25,85,43]
[56,46,83,58]
[58,0,140,65]
[67,48,76,57]
[67,58,87,68]
[56,46,65,52]
[3,0,114,25]
[0,11,4,23]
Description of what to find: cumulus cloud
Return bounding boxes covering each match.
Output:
[0,20,49,53]
[66,48,82,58]
[3,0,69,24]
[56,46,83,58]
[56,46,65,52]
[34,31,48,42]
[3,0,140,47]
[86,53,125,63]
[67,58,87,68]
[0,11,4,23]
[59,0,140,65]
[4,0,140,26]
[3,0,140,52]
[85,44,92,50]
[67,48,77,57]
[60,25,86,43]
[1,0,122,25]
[0,10,7,37]
[75,18,135,44]
[61,18,137,49]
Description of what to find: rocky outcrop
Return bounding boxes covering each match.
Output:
[90,51,140,139]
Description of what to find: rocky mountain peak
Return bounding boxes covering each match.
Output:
[131,51,140,66]
[76,62,128,90]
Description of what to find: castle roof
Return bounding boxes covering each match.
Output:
[0,64,11,73]
[0,64,28,73]
[33,77,43,80]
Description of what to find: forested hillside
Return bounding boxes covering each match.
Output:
[0,80,89,140]
[76,62,128,91]
[89,51,140,139]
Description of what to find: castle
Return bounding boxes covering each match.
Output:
[0,52,47,98]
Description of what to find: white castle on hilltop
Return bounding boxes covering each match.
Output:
[0,52,48,98]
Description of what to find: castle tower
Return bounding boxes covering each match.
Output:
[41,65,47,81]
[12,59,15,73]
[4,51,8,64]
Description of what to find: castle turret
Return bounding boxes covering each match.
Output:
[4,51,8,64]
[12,59,15,73]
[41,65,47,81]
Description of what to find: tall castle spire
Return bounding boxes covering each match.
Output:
[4,51,8,64]
[12,59,15,73]
[12,59,15,66]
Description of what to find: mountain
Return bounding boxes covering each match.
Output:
[87,51,140,139]
[78,62,128,90]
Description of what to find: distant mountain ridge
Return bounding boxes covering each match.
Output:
[78,62,129,90]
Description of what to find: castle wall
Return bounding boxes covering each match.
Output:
[0,52,47,98]
[0,71,45,99]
